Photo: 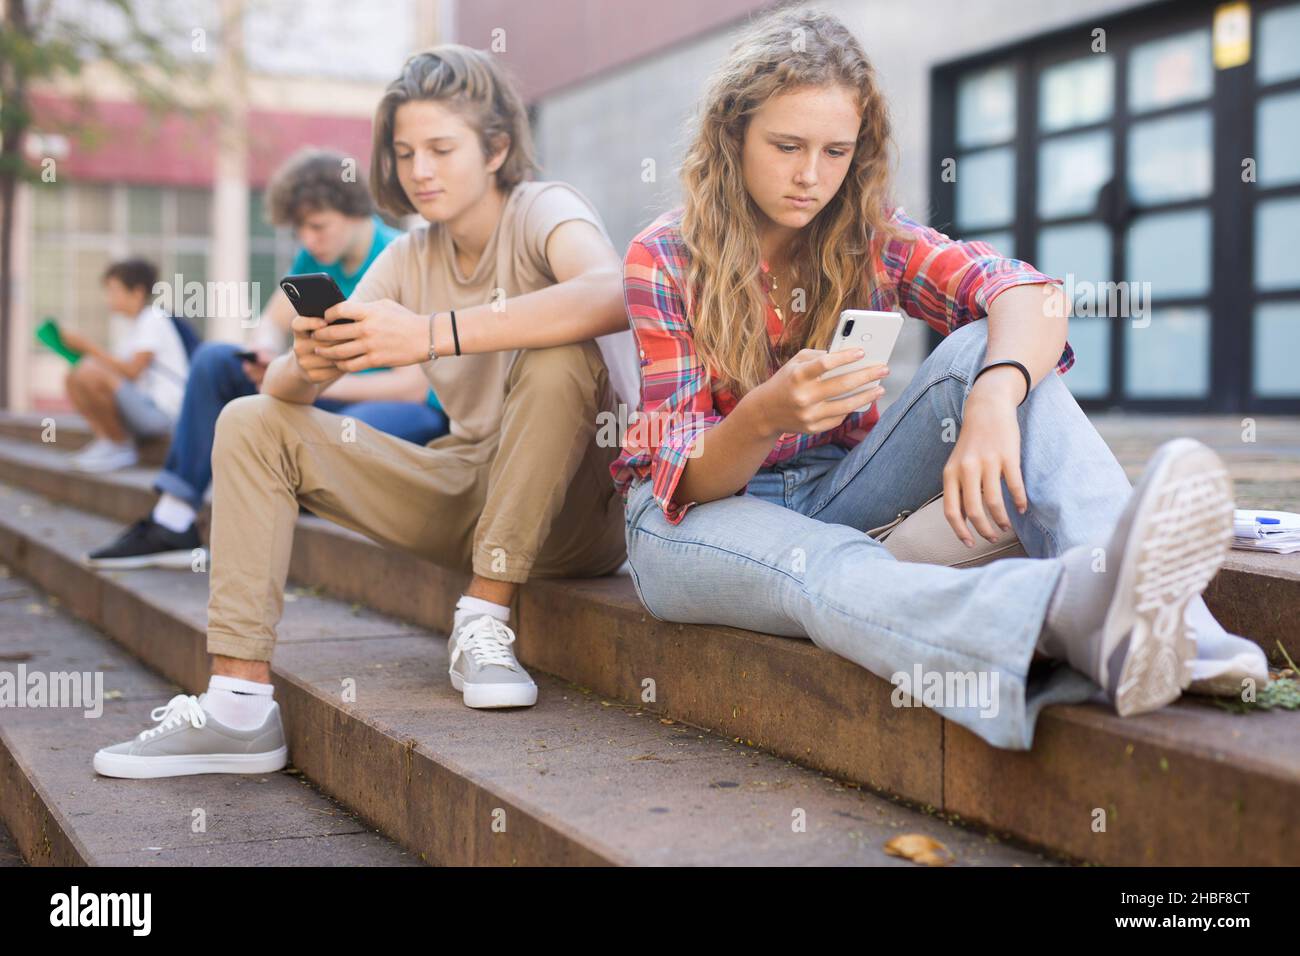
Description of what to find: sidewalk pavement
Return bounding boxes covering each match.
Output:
[1091,413,1300,513]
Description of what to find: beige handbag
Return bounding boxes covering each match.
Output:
[866,491,1026,568]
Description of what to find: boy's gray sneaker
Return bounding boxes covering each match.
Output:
[447,614,538,709]
[93,693,288,779]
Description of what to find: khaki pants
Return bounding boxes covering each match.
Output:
[206,341,627,662]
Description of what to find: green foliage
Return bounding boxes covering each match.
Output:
[1,0,211,182]
[1211,641,1300,713]
[1213,677,1300,713]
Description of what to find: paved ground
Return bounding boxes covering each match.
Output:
[1091,413,1300,513]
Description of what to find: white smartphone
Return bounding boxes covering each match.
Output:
[820,309,904,409]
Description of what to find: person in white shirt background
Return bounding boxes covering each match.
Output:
[60,258,190,472]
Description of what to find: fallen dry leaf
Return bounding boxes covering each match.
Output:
[884,833,955,866]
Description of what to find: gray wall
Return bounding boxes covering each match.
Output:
[532,0,1148,393]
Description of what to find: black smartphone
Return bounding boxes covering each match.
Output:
[234,350,260,363]
[280,273,352,323]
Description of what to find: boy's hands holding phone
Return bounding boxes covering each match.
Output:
[280,273,423,378]
[313,299,428,371]
[290,315,344,384]
[746,348,889,438]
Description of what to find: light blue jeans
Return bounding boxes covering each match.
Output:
[624,318,1141,751]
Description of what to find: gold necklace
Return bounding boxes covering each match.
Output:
[764,264,786,325]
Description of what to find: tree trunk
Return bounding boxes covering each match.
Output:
[0,0,33,412]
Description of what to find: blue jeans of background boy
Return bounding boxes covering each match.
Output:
[624,318,1214,751]
[151,341,449,511]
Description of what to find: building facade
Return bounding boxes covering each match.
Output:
[11,0,1298,414]
[459,0,1299,412]
[11,0,444,411]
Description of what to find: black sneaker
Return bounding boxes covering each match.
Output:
[84,517,203,570]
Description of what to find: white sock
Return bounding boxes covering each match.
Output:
[201,674,275,729]
[453,594,510,631]
[1037,545,1114,681]
[152,493,196,533]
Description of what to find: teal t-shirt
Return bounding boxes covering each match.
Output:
[290,216,442,413]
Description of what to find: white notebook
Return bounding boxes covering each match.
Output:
[1232,509,1300,554]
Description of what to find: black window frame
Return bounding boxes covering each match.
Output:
[929,0,1300,415]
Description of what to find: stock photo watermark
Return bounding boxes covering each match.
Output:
[0,665,104,718]
[890,663,1000,719]
[152,276,262,327]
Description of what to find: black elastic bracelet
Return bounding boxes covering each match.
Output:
[450,309,460,356]
[973,360,1031,406]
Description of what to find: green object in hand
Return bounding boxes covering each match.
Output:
[35,318,82,364]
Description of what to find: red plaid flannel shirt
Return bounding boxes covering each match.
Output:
[610,206,1070,524]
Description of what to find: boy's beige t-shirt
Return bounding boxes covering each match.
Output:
[350,180,614,442]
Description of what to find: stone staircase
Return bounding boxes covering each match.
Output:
[0,411,1296,866]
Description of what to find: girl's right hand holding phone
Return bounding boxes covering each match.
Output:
[746,348,889,438]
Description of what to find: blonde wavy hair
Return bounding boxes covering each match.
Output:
[681,7,899,396]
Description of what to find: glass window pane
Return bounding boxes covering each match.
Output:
[963,230,1014,257]
[175,189,211,236]
[1254,301,1300,396]
[1037,222,1111,310]
[33,243,66,320]
[1124,307,1210,397]
[1128,30,1212,114]
[1126,208,1211,300]
[956,64,1016,149]
[1259,3,1300,84]
[250,251,278,311]
[74,184,113,234]
[73,248,112,339]
[1256,196,1300,291]
[34,185,65,234]
[1258,90,1300,188]
[175,251,207,290]
[1127,110,1212,204]
[127,186,163,235]
[956,147,1014,230]
[1039,54,1114,132]
[249,191,275,240]
[1038,129,1111,219]
[1063,316,1110,399]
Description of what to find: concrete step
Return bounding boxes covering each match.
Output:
[0,569,418,866]
[0,433,1296,865]
[0,484,1054,866]
[0,412,168,467]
